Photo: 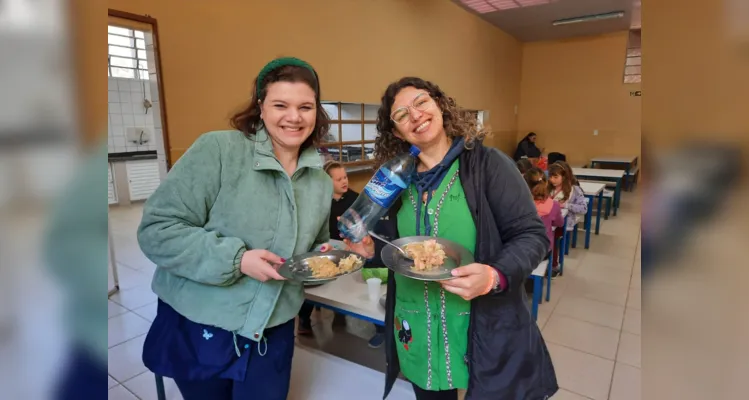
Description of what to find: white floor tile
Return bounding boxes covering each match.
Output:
[616,332,641,368]
[108,385,138,400]
[110,285,158,310]
[109,300,128,319]
[132,301,158,322]
[623,308,641,335]
[547,343,614,400]
[551,388,594,400]
[543,314,620,360]
[108,312,152,348]
[554,296,625,330]
[609,362,641,400]
[108,334,148,382]
[122,372,183,400]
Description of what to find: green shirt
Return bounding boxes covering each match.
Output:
[138,129,332,341]
[394,160,476,391]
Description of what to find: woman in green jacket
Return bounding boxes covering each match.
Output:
[137,57,336,400]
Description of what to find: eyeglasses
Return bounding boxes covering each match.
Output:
[390,93,433,124]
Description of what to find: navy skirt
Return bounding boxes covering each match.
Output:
[142,300,295,399]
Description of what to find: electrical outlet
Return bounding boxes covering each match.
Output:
[593,129,599,136]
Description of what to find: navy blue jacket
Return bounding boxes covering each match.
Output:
[383,144,558,399]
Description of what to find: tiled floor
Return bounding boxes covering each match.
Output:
[108,192,641,400]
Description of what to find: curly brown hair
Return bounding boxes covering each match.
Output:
[229,64,330,152]
[373,77,490,164]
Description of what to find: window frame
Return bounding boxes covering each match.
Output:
[108,26,150,80]
[623,28,642,84]
[319,102,378,167]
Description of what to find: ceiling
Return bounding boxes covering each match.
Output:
[454,0,640,42]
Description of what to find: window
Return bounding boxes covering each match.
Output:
[624,29,641,83]
[319,102,379,166]
[108,25,149,80]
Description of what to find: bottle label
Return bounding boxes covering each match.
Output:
[364,169,404,208]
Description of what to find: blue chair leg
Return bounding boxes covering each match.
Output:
[558,233,566,275]
[605,197,611,219]
[532,276,541,321]
[545,255,552,302]
[584,197,593,249]
[595,192,603,235]
[572,225,578,248]
[155,375,166,400]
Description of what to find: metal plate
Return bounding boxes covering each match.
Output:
[381,236,474,281]
[278,250,365,283]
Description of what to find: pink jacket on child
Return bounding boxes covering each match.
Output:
[535,198,564,252]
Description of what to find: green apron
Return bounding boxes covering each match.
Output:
[394,160,476,391]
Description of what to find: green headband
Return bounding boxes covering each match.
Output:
[256,57,318,98]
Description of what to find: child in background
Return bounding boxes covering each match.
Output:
[516,158,533,176]
[297,161,358,336]
[525,168,564,258]
[548,161,587,276]
[536,152,549,171]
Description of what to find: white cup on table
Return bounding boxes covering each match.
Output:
[366,278,382,302]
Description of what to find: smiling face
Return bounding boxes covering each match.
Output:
[390,87,445,148]
[260,81,317,152]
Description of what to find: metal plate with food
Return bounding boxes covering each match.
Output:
[381,236,474,281]
[279,250,365,283]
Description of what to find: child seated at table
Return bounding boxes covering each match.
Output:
[298,161,358,336]
[548,161,587,276]
[525,167,563,259]
[516,158,533,176]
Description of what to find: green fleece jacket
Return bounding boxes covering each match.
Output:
[137,129,332,341]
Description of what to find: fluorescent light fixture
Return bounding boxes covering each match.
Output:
[552,11,625,26]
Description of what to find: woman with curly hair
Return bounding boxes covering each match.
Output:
[349,77,558,400]
[136,57,351,400]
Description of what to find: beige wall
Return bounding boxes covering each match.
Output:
[517,32,641,166]
[107,0,524,165]
[642,0,749,150]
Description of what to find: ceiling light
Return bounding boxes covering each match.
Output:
[552,11,625,26]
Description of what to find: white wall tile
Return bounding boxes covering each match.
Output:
[130,92,142,103]
[122,115,135,125]
[121,103,134,115]
[108,78,118,91]
[133,115,146,126]
[149,79,159,101]
[108,91,120,103]
[119,92,131,103]
[129,81,141,92]
[109,104,122,114]
[111,114,123,126]
[111,126,124,137]
[114,136,126,147]
[117,79,130,92]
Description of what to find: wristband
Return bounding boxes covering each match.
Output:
[481,266,499,295]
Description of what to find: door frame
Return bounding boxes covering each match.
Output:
[108,9,173,170]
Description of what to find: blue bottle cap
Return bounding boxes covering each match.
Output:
[409,145,421,157]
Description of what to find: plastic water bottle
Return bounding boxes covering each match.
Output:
[338,145,421,242]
